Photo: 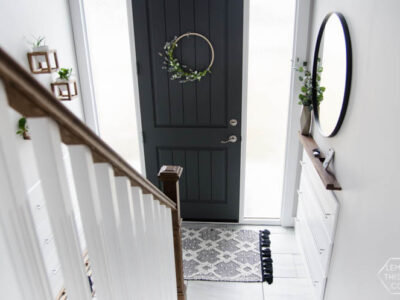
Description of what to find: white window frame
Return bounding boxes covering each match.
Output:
[239,0,313,226]
[68,0,99,134]
[68,0,146,175]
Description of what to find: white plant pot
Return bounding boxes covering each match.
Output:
[300,106,312,136]
[32,45,49,52]
[32,45,49,63]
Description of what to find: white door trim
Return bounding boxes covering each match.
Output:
[238,0,250,224]
[280,0,313,227]
[68,0,146,175]
[125,0,147,176]
[240,0,313,226]
[68,0,99,134]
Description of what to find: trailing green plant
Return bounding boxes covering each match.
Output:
[16,117,29,138]
[159,36,211,83]
[30,36,46,48]
[57,68,73,80]
[294,58,325,110]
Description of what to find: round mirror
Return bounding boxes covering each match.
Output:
[312,12,352,137]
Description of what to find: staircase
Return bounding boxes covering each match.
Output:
[0,48,185,300]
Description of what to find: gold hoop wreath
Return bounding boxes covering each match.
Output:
[160,32,215,83]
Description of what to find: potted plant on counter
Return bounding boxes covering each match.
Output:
[295,58,325,135]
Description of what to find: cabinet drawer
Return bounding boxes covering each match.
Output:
[298,187,332,275]
[301,150,338,214]
[296,203,326,300]
[48,264,64,298]
[300,155,338,238]
[28,181,49,224]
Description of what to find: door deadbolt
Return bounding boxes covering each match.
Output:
[229,119,238,127]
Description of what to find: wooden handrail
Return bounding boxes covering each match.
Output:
[0,47,176,210]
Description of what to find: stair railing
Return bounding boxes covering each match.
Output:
[0,47,186,300]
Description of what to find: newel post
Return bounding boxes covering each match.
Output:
[158,165,186,300]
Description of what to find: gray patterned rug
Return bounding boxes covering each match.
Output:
[182,225,262,282]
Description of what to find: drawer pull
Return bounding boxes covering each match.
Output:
[52,266,61,275]
[313,281,319,286]
[36,204,42,209]
[319,249,325,254]
[44,236,53,245]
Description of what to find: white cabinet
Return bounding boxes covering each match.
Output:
[295,150,339,299]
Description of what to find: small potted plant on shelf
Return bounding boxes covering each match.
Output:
[56,68,73,90]
[27,36,59,73]
[51,68,78,100]
[16,117,30,140]
[30,36,48,64]
[294,58,325,135]
[30,36,48,53]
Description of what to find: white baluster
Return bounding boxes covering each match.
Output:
[68,145,115,299]
[0,81,53,300]
[161,205,178,300]
[28,117,92,300]
[94,163,129,299]
[142,194,163,300]
[131,187,156,300]
[155,201,171,300]
[114,177,144,300]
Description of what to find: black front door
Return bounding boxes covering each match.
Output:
[130,0,243,221]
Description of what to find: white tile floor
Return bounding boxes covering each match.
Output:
[185,224,314,300]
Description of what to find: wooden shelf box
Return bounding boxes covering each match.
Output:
[27,50,59,74]
[51,79,78,101]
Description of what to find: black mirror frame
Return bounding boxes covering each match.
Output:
[312,12,352,137]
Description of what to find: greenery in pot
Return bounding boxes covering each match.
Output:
[30,36,46,49]
[57,68,73,80]
[16,117,29,139]
[159,36,211,83]
[294,58,325,110]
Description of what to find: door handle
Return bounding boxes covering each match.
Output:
[221,135,238,144]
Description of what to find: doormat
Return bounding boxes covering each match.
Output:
[182,225,273,283]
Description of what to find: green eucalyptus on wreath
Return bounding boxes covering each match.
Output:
[294,58,325,110]
[159,33,214,83]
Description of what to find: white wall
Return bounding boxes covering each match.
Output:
[0,0,86,297]
[307,0,400,299]
[0,0,84,120]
